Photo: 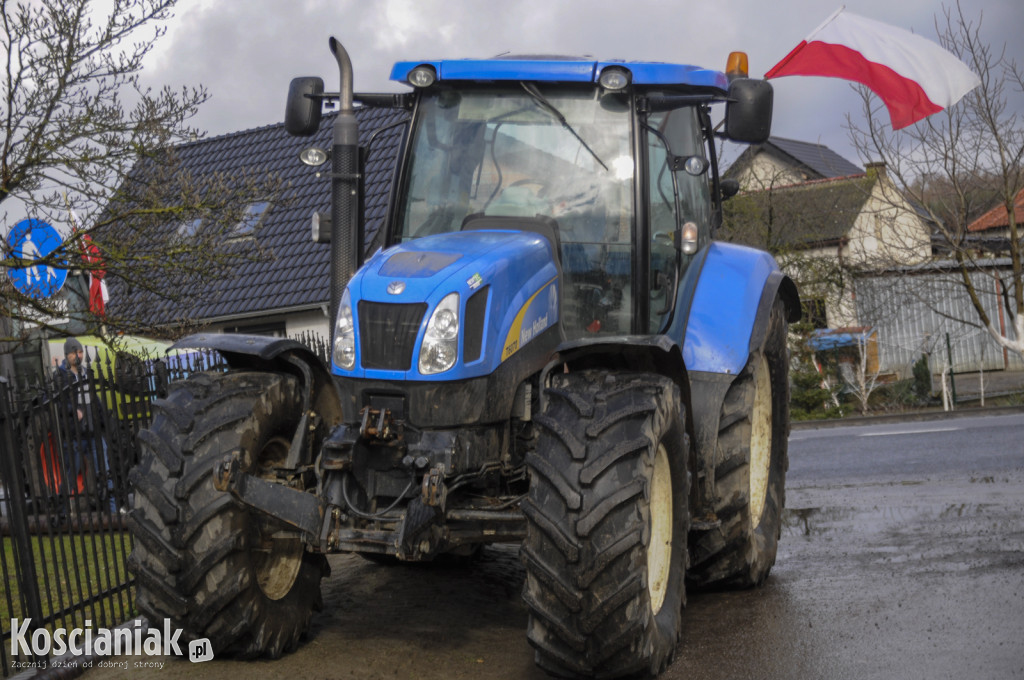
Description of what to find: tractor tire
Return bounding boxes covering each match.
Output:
[688,296,790,589]
[127,370,328,659]
[523,370,689,679]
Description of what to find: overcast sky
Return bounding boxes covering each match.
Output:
[141,0,1024,169]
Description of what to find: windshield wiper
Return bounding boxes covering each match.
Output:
[520,82,608,171]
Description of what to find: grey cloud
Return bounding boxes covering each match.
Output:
[143,0,1023,168]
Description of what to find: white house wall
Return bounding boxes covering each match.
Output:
[732,154,805,190]
[846,180,933,268]
[286,309,331,340]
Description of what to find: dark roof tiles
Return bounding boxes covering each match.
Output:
[726,136,863,182]
[767,137,863,178]
[113,106,407,324]
[720,174,876,250]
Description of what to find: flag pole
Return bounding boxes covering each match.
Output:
[765,6,846,78]
[806,6,845,41]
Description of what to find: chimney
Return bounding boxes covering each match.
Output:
[865,161,887,179]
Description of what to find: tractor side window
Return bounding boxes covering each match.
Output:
[645,107,712,332]
[647,126,677,333]
[669,109,711,233]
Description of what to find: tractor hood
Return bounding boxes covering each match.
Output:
[338,229,561,381]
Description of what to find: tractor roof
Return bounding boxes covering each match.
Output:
[390,58,729,91]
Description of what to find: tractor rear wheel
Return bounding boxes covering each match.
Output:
[523,370,689,678]
[688,296,790,588]
[128,370,328,658]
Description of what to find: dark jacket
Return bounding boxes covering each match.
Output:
[52,361,103,436]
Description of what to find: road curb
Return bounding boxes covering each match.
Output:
[790,404,1024,430]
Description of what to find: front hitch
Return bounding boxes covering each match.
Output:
[214,449,326,548]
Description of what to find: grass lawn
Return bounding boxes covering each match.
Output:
[0,527,136,632]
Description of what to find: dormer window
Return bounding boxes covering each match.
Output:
[236,202,270,236]
[178,218,203,238]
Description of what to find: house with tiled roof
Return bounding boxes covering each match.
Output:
[724,136,864,188]
[108,106,407,338]
[964,187,1024,252]
[724,141,1024,378]
[722,154,934,329]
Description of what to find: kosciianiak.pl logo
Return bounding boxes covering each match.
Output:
[9,618,213,668]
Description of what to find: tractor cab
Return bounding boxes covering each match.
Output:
[287,53,772,352]
[388,58,770,339]
[394,79,636,337]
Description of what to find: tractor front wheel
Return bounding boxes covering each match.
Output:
[523,370,690,678]
[128,370,327,658]
[688,296,790,588]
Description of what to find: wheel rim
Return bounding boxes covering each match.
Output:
[253,436,304,601]
[255,535,304,601]
[647,443,673,615]
[749,355,773,528]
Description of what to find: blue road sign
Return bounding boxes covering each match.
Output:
[6,218,68,299]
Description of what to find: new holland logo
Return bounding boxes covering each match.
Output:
[387,281,406,295]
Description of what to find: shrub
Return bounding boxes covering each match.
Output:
[912,354,932,403]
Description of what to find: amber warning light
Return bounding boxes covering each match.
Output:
[726,51,749,79]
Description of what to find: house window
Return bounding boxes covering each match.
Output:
[224,321,285,337]
[802,298,828,329]
[235,202,269,236]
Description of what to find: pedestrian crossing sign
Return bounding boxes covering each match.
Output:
[6,218,69,300]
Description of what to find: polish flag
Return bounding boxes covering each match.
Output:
[70,210,109,317]
[765,8,981,130]
[81,232,109,317]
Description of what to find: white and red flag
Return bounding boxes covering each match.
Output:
[69,210,109,317]
[80,232,109,317]
[765,7,981,130]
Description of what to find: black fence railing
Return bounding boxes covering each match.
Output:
[0,331,330,675]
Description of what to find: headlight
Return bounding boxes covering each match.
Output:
[333,289,356,370]
[598,66,631,90]
[407,65,436,88]
[419,292,459,375]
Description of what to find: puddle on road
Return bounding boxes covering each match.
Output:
[782,503,1007,537]
[780,502,1024,576]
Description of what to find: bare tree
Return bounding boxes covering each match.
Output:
[839,329,883,414]
[847,1,1024,358]
[723,161,931,410]
[1,0,274,349]
[720,165,851,320]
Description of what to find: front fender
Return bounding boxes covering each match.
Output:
[172,333,345,431]
[677,242,798,377]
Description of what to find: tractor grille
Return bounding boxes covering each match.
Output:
[358,301,427,371]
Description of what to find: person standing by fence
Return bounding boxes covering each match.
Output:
[52,337,116,514]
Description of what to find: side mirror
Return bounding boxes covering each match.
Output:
[720,178,740,200]
[725,78,772,144]
[285,77,325,137]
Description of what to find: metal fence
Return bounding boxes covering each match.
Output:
[855,267,1024,378]
[0,332,329,675]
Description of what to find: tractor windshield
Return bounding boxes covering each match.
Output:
[397,85,635,336]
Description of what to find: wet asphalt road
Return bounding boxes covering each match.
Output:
[669,412,1024,680]
[84,411,1024,680]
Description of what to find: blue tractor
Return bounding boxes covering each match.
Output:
[128,39,799,678]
